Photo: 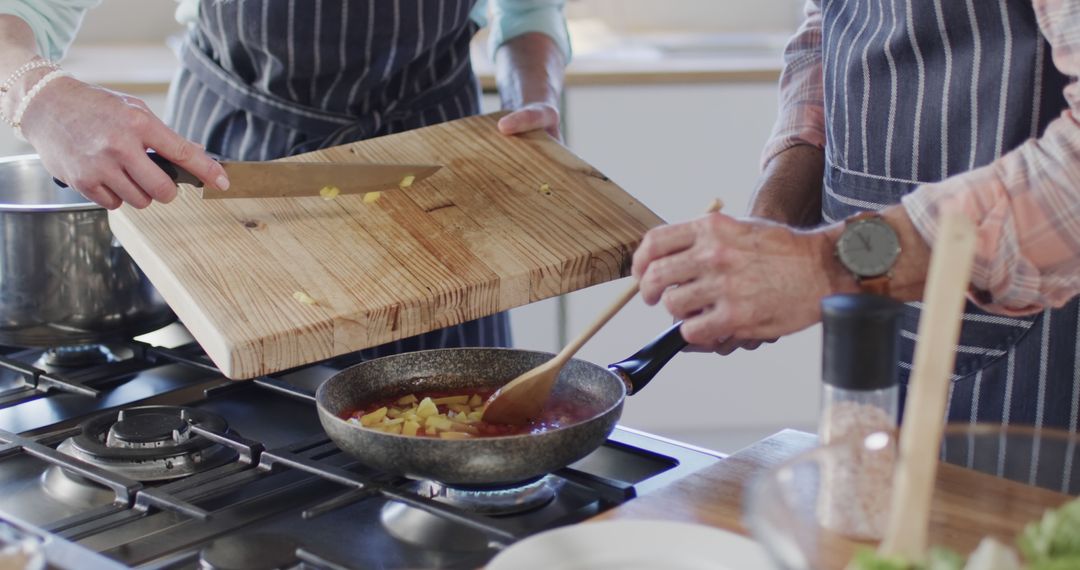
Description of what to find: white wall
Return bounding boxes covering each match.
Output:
[73,0,181,43]
[568,0,803,33]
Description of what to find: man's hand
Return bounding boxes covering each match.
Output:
[632,212,856,346]
[19,78,228,210]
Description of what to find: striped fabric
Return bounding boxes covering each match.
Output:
[165,0,511,363]
[765,0,1080,489]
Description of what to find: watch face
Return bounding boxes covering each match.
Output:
[836,218,901,277]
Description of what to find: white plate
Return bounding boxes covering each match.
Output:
[487,519,773,570]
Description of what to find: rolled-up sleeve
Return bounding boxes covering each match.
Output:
[474,0,571,63]
[760,0,826,169]
[901,0,1080,316]
[0,0,100,61]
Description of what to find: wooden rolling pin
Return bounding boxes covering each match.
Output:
[877,212,977,561]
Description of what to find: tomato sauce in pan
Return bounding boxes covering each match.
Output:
[342,388,599,438]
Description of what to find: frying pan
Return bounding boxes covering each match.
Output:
[316,323,688,486]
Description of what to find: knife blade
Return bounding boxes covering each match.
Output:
[54,152,442,200]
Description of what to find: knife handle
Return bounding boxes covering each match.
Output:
[53,151,202,189]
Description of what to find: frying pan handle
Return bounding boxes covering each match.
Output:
[607,322,687,395]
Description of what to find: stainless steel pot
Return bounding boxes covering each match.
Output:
[0,155,175,346]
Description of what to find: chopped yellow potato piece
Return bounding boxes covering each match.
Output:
[351,389,520,438]
[433,395,469,405]
[399,174,416,188]
[439,431,472,440]
[538,183,552,196]
[363,191,383,203]
[451,422,479,434]
[425,416,454,432]
[319,185,341,200]
[292,291,317,305]
[359,406,388,427]
[416,397,438,418]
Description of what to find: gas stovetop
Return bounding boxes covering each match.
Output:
[0,328,722,569]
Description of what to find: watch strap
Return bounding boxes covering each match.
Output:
[848,210,879,223]
[858,275,891,297]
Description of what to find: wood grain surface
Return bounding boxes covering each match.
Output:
[590,430,1073,569]
[109,113,663,378]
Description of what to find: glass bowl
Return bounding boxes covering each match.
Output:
[744,424,1080,570]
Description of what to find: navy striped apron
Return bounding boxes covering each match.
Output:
[163,0,511,361]
[821,0,1079,488]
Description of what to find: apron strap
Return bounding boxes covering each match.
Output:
[179,38,362,136]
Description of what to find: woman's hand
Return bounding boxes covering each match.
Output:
[497,101,562,140]
[632,212,853,347]
[18,77,228,210]
[493,31,565,142]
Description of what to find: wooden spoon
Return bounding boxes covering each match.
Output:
[482,199,725,426]
[876,212,977,562]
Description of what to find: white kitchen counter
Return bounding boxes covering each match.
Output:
[63,26,784,94]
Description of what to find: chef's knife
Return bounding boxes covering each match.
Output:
[55,152,442,199]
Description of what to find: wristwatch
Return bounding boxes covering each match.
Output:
[835,211,902,296]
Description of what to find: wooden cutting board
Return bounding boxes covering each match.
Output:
[109,113,664,379]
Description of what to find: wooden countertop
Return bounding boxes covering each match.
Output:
[63,40,781,96]
[588,429,1073,569]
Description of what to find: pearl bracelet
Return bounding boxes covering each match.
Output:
[0,58,59,97]
[9,69,72,141]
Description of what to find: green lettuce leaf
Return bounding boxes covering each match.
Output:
[849,549,918,570]
[924,547,965,570]
[1029,556,1080,570]
[1018,498,1080,563]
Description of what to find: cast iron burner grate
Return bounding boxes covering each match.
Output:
[55,406,238,481]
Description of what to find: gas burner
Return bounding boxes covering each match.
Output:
[198,533,300,570]
[421,477,560,515]
[54,406,237,482]
[380,476,561,552]
[35,344,121,369]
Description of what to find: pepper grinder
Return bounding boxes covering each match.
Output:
[819,293,903,444]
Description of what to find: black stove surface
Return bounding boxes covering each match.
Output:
[0,337,723,570]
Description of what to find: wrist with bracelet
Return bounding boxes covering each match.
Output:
[0,57,71,141]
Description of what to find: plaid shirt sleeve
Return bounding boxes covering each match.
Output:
[900,0,1080,316]
[760,0,826,169]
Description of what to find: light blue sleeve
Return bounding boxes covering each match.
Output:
[470,0,571,63]
[0,0,101,61]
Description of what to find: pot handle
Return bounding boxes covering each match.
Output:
[607,322,687,395]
